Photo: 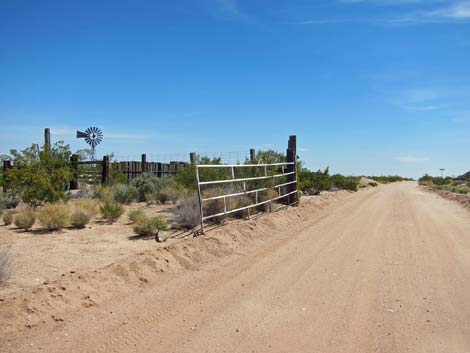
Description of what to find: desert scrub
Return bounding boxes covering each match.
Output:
[14,208,36,231]
[0,194,19,209]
[131,174,175,202]
[173,195,201,229]
[38,203,70,230]
[2,210,14,226]
[74,198,98,217]
[111,184,138,204]
[128,209,145,223]
[226,195,252,218]
[133,216,168,239]
[70,208,91,228]
[100,201,124,223]
[0,250,14,283]
[256,188,278,212]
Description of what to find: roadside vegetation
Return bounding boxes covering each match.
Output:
[419,174,470,194]
[1,139,404,242]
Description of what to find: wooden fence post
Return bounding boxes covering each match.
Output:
[250,149,256,163]
[70,154,79,190]
[141,154,147,173]
[189,152,197,164]
[286,135,297,205]
[44,128,51,154]
[102,155,110,185]
[2,160,12,194]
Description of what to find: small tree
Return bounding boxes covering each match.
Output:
[5,142,73,206]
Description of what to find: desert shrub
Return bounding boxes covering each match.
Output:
[5,142,73,206]
[130,174,175,202]
[368,182,378,187]
[298,167,331,194]
[0,250,14,283]
[112,184,138,204]
[2,211,14,226]
[257,188,278,212]
[14,208,36,231]
[330,174,360,191]
[128,209,145,223]
[100,201,124,223]
[38,203,70,230]
[156,188,171,204]
[367,175,413,183]
[133,216,168,237]
[74,199,98,217]
[173,195,201,229]
[70,208,91,228]
[226,195,252,218]
[93,186,114,202]
[0,194,19,209]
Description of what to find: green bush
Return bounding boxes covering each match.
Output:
[70,208,91,228]
[128,209,145,223]
[133,216,168,237]
[5,142,73,206]
[100,201,124,223]
[131,174,175,202]
[14,208,36,231]
[330,174,360,191]
[112,184,138,204]
[2,211,14,226]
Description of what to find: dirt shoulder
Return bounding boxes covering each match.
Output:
[0,190,352,350]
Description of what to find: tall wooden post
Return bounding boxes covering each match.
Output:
[189,152,197,164]
[2,160,12,194]
[44,128,51,154]
[141,154,147,173]
[286,135,297,205]
[70,154,79,190]
[250,149,256,163]
[102,155,110,185]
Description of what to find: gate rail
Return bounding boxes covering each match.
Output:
[196,160,298,233]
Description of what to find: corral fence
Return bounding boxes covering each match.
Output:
[69,154,188,189]
[195,135,298,234]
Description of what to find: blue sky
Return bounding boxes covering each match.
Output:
[1,0,469,178]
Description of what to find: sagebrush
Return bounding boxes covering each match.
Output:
[100,201,124,223]
[38,203,70,230]
[14,208,36,231]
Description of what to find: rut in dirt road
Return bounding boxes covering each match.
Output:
[7,182,470,353]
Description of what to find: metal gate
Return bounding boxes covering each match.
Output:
[195,161,298,233]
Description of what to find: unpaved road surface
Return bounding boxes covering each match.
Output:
[5,182,470,352]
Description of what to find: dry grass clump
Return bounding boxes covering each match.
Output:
[38,203,70,230]
[74,199,98,217]
[128,209,145,224]
[14,208,36,231]
[173,195,201,229]
[2,210,14,226]
[70,208,91,228]
[0,250,14,283]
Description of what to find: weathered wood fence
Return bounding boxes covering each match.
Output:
[70,154,190,189]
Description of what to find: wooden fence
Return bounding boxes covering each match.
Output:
[70,154,190,189]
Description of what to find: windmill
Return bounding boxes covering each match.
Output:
[76,127,103,160]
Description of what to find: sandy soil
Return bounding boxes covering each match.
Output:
[2,182,470,352]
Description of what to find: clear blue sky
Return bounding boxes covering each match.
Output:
[1,0,469,178]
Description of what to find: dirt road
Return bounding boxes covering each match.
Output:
[5,182,470,352]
